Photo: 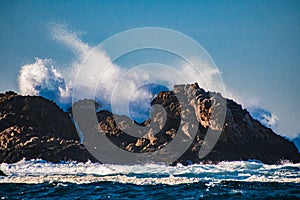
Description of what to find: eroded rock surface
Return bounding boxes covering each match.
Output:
[0,91,96,163]
[1,84,300,165]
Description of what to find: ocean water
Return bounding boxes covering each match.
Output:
[0,159,300,199]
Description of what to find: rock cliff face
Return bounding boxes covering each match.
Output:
[0,91,96,163]
[90,83,300,164]
[0,84,300,164]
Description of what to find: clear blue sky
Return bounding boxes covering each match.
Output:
[0,0,299,138]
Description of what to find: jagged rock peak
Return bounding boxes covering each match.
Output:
[1,84,300,165]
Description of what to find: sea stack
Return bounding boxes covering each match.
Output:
[0,84,300,164]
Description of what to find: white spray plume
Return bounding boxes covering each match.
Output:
[18,58,71,110]
[18,24,224,121]
[18,24,299,139]
[50,24,90,59]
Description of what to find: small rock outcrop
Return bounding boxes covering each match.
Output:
[0,169,6,176]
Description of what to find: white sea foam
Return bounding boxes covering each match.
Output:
[1,159,299,185]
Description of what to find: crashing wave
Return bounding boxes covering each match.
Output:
[1,159,299,185]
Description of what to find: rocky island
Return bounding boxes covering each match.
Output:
[0,83,299,164]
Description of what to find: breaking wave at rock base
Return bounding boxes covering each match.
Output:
[1,159,299,199]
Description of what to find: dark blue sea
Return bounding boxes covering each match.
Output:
[1,159,300,199]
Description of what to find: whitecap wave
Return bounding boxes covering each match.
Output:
[1,159,299,185]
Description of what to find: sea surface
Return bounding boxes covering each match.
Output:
[0,159,300,199]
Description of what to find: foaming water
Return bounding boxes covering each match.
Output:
[1,159,300,184]
[1,159,300,199]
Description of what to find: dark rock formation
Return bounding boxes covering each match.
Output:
[293,135,300,153]
[0,91,96,163]
[202,99,299,164]
[88,83,300,164]
[0,169,6,176]
[1,84,300,164]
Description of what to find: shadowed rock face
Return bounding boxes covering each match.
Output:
[0,91,96,163]
[0,169,6,176]
[92,83,300,164]
[203,99,300,164]
[1,84,300,165]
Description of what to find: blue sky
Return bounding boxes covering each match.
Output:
[0,0,300,138]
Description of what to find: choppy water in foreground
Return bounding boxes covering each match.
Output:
[1,159,300,199]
